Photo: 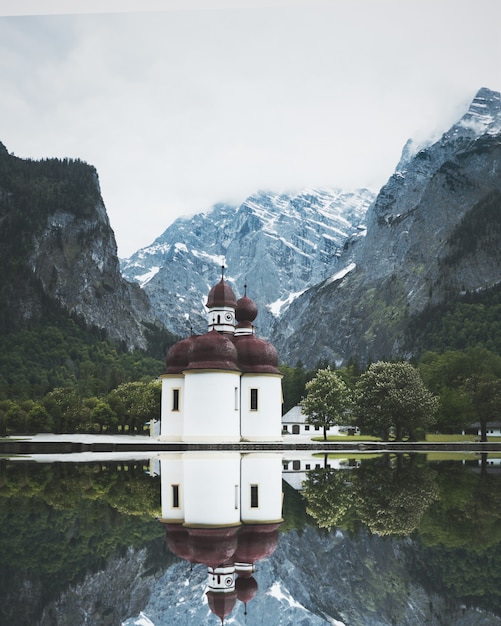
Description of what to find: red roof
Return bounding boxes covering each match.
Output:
[232,334,280,374]
[206,278,237,309]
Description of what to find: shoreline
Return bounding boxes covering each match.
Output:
[1,434,501,455]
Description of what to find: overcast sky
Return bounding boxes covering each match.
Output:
[0,0,500,256]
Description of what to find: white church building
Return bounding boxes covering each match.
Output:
[158,271,283,442]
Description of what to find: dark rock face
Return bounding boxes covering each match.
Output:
[273,88,501,367]
[0,147,161,349]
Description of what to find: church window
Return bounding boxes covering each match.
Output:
[234,387,239,411]
[234,485,239,509]
[250,388,258,411]
[172,388,180,411]
[171,484,180,508]
[293,460,301,470]
[250,484,259,508]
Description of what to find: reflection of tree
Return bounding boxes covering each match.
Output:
[354,456,439,537]
[301,455,439,537]
[410,461,501,613]
[301,466,358,531]
[420,463,501,550]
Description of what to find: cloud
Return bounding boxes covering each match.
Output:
[0,2,500,255]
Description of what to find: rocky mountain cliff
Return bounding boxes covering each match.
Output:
[273,87,501,367]
[0,144,161,350]
[120,188,375,338]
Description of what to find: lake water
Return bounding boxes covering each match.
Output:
[1,451,501,625]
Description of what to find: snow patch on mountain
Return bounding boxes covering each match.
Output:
[325,262,356,287]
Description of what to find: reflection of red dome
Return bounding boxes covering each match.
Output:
[187,527,239,568]
[233,335,280,374]
[186,330,240,371]
[163,523,195,562]
[206,590,237,623]
[233,523,281,565]
[164,336,196,374]
[206,279,237,309]
[235,575,258,604]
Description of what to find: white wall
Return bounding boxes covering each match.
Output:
[182,452,242,527]
[240,453,283,523]
[240,374,283,441]
[183,370,242,442]
[159,375,184,441]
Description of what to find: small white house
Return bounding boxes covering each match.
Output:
[281,405,359,438]
[462,421,501,437]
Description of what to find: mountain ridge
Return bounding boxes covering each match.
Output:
[272,87,501,366]
[120,187,375,338]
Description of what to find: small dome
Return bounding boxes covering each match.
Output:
[186,330,240,371]
[233,335,280,374]
[164,336,196,374]
[235,295,258,323]
[206,589,237,622]
[206,278,237,310]
[235,576,258,604]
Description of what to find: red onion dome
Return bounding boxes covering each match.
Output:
[187,527,239,568]
[186,330,240,371]
[235,576,258,604]
[206,278,237,309]
[233,335,280,374]
[235,295,258,323]
[233,523,281,565]
[206,590,237,623]
[164,336,196,374]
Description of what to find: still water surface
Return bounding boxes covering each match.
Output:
[1,451,501,625]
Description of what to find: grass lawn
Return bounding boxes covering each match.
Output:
[426,433,501,443]
[311,435,382,442]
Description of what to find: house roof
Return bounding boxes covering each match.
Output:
[281,405,306,424]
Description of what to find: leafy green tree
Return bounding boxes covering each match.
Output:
[26,405,53,433]
[90,401,117,433]
[42,388,82,433]
[354,361,438,440]
[107,380,160,432]
[300,368,352,440]
[419,348,501,439]
[463,375,501,442]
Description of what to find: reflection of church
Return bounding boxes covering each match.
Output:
[159,270,283,442]
[158,452,283,623]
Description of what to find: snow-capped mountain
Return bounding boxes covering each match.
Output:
[120,188,375,338]
[272,87,501,367]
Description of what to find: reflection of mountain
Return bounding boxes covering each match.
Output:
[157,452,283,622]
